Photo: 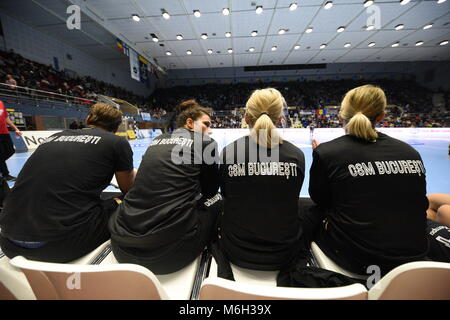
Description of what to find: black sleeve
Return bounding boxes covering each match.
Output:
[200,140,220,198]
[309,148,332,208]
[218,147,226,197]
[113,137,134,172]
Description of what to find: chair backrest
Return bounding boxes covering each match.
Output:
[10,256,169,300]
[368,261,450,300]
[199,277,368,300]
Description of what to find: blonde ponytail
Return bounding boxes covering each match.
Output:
[245,88,284,148]
[340,85,387,143]
[345,112,378,142]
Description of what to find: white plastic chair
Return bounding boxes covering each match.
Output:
[0,240,110,300]
[310,242,368,280]
[199,277,368,300]
[99,250,202,300]
[368,261,450,300]
[10,256,169,300]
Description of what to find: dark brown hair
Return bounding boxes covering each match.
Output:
[175,99,211,128]
[87,102,123,132]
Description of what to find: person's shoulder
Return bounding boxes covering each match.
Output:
[377,132,420,154]
[281,139,304,156]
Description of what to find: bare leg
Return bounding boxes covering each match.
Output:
[427,193,450,227]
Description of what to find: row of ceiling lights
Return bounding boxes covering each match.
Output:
[168,21,437,42]
[164,40,448,56]
[131,0,447,21]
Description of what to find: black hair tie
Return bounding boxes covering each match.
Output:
[260,112,268,116]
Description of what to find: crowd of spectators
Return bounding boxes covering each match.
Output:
[0,49,447,128]
[0,49,149,107]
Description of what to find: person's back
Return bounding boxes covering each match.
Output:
[311,133,428,273]
[309,85,428,275]
[0,103,135,262]
[109,100,221,275]
[219,88,305,271]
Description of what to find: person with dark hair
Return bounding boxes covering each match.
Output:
[0,99,22,181]
[109,99,221,275]
[0,103,136,263]
[305,85,432,276]
[69,120,78,130]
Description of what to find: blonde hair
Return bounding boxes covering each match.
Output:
[87,102,123,132]
[340,85,387,142]
[245,88,284,148]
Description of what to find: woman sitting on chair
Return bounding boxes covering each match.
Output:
[307,84,432,276]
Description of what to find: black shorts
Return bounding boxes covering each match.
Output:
[426,219,450,263]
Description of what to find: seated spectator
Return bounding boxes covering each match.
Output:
[218,88,305,270]
[4,74,17,88]
[426,193,450,262]
[0,103,136,263]
[109,99,221,275]
[306,85,430,276]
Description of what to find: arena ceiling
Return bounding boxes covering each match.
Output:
[2,0,450,71]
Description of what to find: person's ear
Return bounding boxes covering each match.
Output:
[244,113,253,127]
[185,118,195,130]
[375,111,386,123]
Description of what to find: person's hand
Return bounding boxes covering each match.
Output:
[15,129,23,136]
[311,139,319,149]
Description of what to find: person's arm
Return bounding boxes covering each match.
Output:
[115,169,137,195]
[6,117,22,136]
[309,148,332,208]
[200,140,220,198]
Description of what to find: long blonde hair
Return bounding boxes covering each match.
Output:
[340,85,387,142]
[245,88,284,148]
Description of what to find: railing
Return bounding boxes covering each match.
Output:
[0,83,95,109]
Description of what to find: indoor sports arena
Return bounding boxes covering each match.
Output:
[0,0,449,306]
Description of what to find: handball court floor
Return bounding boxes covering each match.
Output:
[5,128,450,196]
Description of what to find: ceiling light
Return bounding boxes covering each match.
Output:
[186,50,192,55]
[152,37,159,42]
[271,46,277,51]
[437,0,447,3]
[368,42,376,47]
[344,43,351,48]
[193,10,201,18]
[228,48,233,53]
[305,27,313,33]
[324,1,333,9]
[337,26,345,33]
[256,6,263,14]
[162,12,170,19]
[366,25,375,31]
[166,51,172,56]
[225,32,231,37]
[395,24,404,30]
[364,0,374,7]
[131,14,140,22]
[415,41,424,46]
[201,33,208,40]
[251,31,258,37]
[249,47,255,52]
[423,24,433,30]
[400,0,410,5]
[278,29,286,35]
[320,44,327,49]
[289,3,298,11]
[176,34,183,40]
[294,45,300,50]
[207,49,213,54]
[222,8,230,15]
[391,42,400,47]
[439,40,449,46]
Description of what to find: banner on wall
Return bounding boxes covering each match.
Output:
[21,131,61,150]
[129,49,140,81]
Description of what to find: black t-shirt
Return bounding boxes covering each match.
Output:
[310,132,429,273]
[109,128,219,249]
[219,135,305,270]
[0,127,133,241]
